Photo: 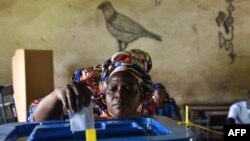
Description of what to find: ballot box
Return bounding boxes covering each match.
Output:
[0,116,194,141]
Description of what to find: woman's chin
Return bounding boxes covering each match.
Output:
[112,112,124,117]
[111,110,129,117]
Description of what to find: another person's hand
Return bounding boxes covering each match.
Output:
[55,81,92,113]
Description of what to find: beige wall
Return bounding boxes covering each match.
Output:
[1,0,250,106]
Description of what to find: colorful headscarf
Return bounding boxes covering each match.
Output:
[101,49,153,94]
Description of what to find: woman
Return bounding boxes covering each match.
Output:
[28,49,153,122]
[143,83,181,121]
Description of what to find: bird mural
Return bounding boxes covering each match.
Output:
[98,1,162,51]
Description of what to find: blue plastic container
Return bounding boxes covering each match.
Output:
[0,116,194,141]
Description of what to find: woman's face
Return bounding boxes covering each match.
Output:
[153,89,167,104]
[105,71,142,117]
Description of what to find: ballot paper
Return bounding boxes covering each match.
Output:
[69,102,95,132]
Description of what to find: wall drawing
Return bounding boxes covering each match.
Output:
[98,1,162,51]
[215,0,236,62]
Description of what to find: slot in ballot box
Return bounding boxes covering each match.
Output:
[0,116,194,141]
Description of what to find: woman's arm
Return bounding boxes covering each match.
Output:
[32,90,62,121]
[32,82,92,121]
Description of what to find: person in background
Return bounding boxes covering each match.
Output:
[143,83,181,121]
[27,49,154,122]
[226,90,250,124]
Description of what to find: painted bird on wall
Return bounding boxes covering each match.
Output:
[98,1,162,51]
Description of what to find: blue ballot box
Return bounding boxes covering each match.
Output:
[0,116,194,141]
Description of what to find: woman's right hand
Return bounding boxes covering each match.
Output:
[55,81,92,113]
